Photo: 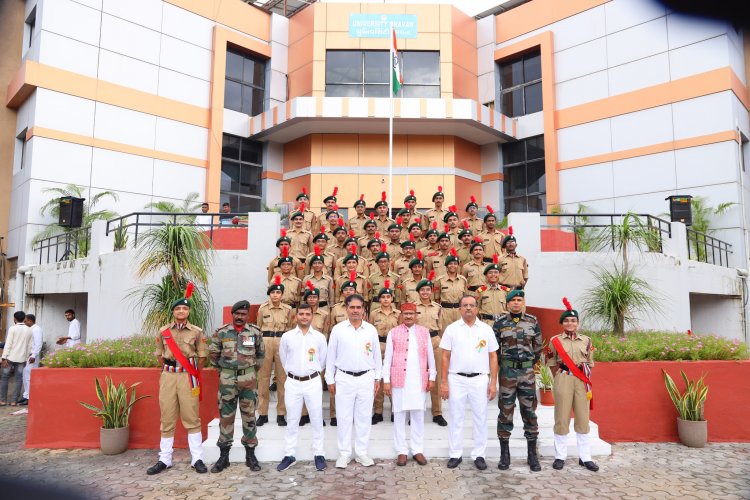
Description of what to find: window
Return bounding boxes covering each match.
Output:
[503,135,545,214]
[25,7,36,49]
[325,50,440,98]
[221,134,263,212]
[16,129,28,172]
[224,48,265,116]
[498,50,542,117]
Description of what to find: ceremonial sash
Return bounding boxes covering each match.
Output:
[161,328,203,401]
[551,336,593,410]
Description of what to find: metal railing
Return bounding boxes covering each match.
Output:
[540,213,672,253]
[33,226,92,265]
[105,212,248,248]
[686,228,733,267]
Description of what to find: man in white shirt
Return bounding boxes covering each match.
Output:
[439,295,499,470]
[19,313,44,405]
[56,309,81,347]
[277,304,328,472]
[383,302,436,466]
[325,294,382,469]
[1,311,33,406]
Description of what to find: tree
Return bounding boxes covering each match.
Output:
[144,192,202,224]
[686,196,735,262]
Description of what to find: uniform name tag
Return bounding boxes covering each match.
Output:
[243,337,255,346]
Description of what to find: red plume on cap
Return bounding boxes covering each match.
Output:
[320,226,326,233]
[274,275,282,286]
[410,189,415,196]
[428,270,435,281]
[359,194,364,201]
[470,195,476,203]
[314,245,321,256]
[438,185,443,192]
[333,204,339,211]
[281,246,289,258]
[381,191,387,202]
[396,216,403,225]
[415,217,421,224]
[337,218,344,227]
[369,212,375,220]
[493,253,499,264]
[450,247,457,257]
[349,229,355,238]
[563,297,573,311]
[302,187,307,195]
[280,228,287,237]
[431,221,437,230]
[306,280,315,291]
[332,187,338,196]
[508,226,514,235]
[375,231,381,240]
[349,243,357,254]
[444,224,449,232]
[300,202,306,211]
[486,205,494,214]
[409,233,415,242]
[463,220,469,229]
[184,282,194,299]
[474,236,482,243]
[384,279,391,289]
[349,270,356,282]
[416,250,423,260]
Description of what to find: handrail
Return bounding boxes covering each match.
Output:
[33,226,92,265]
[686,227,733,267]
[105,212,248,247]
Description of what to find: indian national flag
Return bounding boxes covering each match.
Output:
[391,28,403,96]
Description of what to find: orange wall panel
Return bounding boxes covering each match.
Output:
[452,64,478,100]
[454,176,480,209]
[165,0,270,41]
[358,134,408,166]
[283,174,312,203]
[407,136,446,167]
[451,35,478,78]
[289,33,315,73]
[289,62,313,99]
[453,137,481,175]
[321,134,359,166]
[289,2,315,45]
[283,135,313,172]
[450,6,476,51]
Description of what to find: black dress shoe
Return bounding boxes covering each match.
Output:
[579,459,599,472]
[330,418,337,426]
[256,415,268,426]
[390,414,394,422]
[553,459,565,470]
[447,457,462,469]
[372,413,383,425]
[474,457,487,470]
[433,415,448,426]
[17,398,28,406]
[277,415,287,426]
[270,382,277,392]
[146,461,170,475]
[192,460,208,473]
[299,415,310,426]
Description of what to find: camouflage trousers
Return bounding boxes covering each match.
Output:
[497,366,538,439]
[217,368,258,448]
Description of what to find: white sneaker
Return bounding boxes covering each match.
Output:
[355,455,375,467]
[335,455,351,469]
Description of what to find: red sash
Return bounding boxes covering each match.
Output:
[161,327,202,401]
[552,335,593,410]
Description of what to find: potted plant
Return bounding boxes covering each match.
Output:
[79,377,150,455]
[536,360,555,406]
[662,369,708,448]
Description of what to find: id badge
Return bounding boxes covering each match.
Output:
[243,336,255,347]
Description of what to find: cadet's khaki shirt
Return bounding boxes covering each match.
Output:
[425,208,448,228]
[302,273,334,308]
[301,209,318,233]
[375,216,395,236]
[267,255,282,282]
[457,244,472,266]
[424,250,447,276]
[461,261,487,291]
[334,274,367,303]
[368,270,401,306]
[434,274,467,305]
[392,256,413,278]
[156,322,207,360]
[256,302,293,333]
[328,243,349,262]
[311,308,330,336]
[547,333,594,368]
[385,241,404,260]
[278,274,302,306]
[416,302,442,333]
[303,250,335,277]
[334,256,370,280]
[288,228,313,260]
[461,216,484,235]
[328,302,349,332]
[479,229,506,259]
[370,307,399,340]
[499,252,528,287]
[478,284,508,319]
[400,276,422,304]
[347,215,369,238]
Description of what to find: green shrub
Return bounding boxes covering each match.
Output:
[585,331,749,362]
[42,336,159,368]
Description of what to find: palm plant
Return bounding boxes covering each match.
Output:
[686,196,735,262]
[130,224,214,334]
[592,212,661,273]
[144,192,202,224]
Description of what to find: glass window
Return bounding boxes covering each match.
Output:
[502,135,546,214]
[221,134,263,212]
[498,50,542,117]
[326,51,363,83]
[364,51,389,83]
[402,51,439,85]
[225,48,266,116]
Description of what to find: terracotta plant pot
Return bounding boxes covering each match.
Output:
[100,426,129,455]
[677,418,707,448]
[539,389,555,406]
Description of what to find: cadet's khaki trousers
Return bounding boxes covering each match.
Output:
[159,371,201,438]
[430,335,443,416]
[440,307,461,332]
[552,372,590,435]
[258,337,287,416]
[373,341,390,414]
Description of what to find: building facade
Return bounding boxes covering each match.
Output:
[2,0,749,268]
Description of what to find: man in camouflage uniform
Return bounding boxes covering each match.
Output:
[208,300,265,473]
[493,290,542,472]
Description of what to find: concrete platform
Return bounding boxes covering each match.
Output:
[203,391,611,463]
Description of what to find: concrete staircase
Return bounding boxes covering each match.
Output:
[203,391,611,463]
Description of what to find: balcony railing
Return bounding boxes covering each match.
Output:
[33,226,92,265]
[686,228,733,267]
[105,212,247,248]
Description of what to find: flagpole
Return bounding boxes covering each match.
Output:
[388,23,394,213]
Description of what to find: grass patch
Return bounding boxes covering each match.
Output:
[585,331,749,362]
[42,336,159,368]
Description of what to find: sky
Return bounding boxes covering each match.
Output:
[319,0,517,18]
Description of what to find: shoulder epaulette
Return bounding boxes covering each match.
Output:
[524,313,538,321]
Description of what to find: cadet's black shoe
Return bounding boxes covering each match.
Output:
[372,413,383,425]
[17,398,28,406]
[390,414,394,422]
[256,415,268,426]
[146,461,170,475]
[447,457,462,469]
[474,457,487,470]
[498,438,510,470]
[277,415,287,426]
[330,418,337,426]
[192,460,208,473]
[433,415,448,426]
[579,459,599,472]
[552,459,565,470]
[322,380,328,391]
[299,415,310,426]
[211,446,231,473]
[527,439,541,472]
[270,382,277,392]
[246,447,261,471]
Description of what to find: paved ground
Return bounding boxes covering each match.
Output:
[0,405,748,500]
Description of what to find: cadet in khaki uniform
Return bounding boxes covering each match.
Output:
[288,208,313,279]
[368,252,401,312]
[303,234,335,278]
[433,249,467,331]
[256,277,293,426]
[294,187,318,233]
[456,223,474,266]
[385,220,405,259]
[479,207,506,261]
[363,235,384,263]
[328,224,349,263]
[357,217,379,257]
[477,255,509,327]
[424,231,450,277]
[402,190,424,230]
[424,222,440,252]
[415,272,447,426]
[499,228,529,289]
[208,300,265,473]
[268,231,292,282]
[334,237,370,279]
[148,289,208,475]
[461,196,484,236]
[276,252,302,310]
[443,207,462,247]
[302,249,334,311]
[348,195,369,237]
[374,192,395,235]
[322,209,343,236]
[334,257,368,303]
[493,290,542,472]
[370,282,399,424]
[548,298,598,472]
[400,252,426,304]
[320,187,340,219]
[408,222,429,251]
[462,239,488,296]
[393,238,416,277]
[304,283,330,336]
[424,186,448,229]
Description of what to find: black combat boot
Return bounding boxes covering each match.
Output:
[527,439,541,472]
[210,446,231,473]
[498,438,510,470]
[245,446,261,471]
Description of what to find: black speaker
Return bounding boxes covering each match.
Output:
[666,195,692,226]
[59,196,85,228]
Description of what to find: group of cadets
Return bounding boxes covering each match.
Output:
[260,186,529,428]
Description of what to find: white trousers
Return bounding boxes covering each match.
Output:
[22,360,39,400]
[447,373,489,460]
[284,375,325,457]
[553,432,592,462]
[334,371,375,458]
[393,409,425,455]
